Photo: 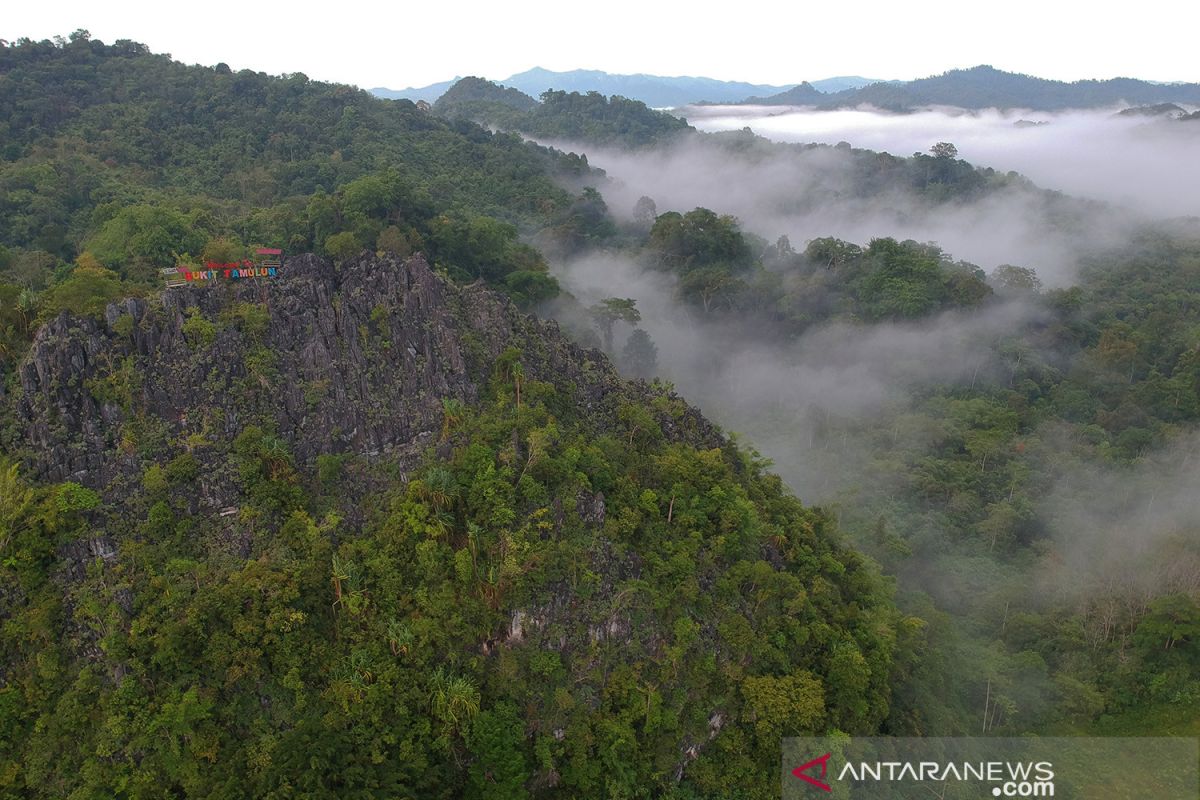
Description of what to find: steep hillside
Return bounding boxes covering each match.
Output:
[0,252,907,798]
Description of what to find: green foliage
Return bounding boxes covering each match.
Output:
[466,703,530,799]
[111,312,135,337]
[0,35,585,305]
[13,29,1194,797]
[199,236,244,264]
[376,225,412,257]
[741,670,825,742]
[503,270,560,308]
[164,453,200,484]
[649,208,754,274]
[433,77,539,124]
[0,316,909,796]
[220,302,270,340]
[36,262,127,323]
[433,80,690,148]
[751,231,1200,736]
[181,307,216,348]
[588,297,641,352]
[1134,595,1200,671]
[323,231,361,263]
[53,481,99,514]
[510,88,690,148]
[141,463,168,495]
[621,329,659,379]
[86,205,206,277]
[851,238,990,320]
[315,453,347,485]
[642,212,994,324]
[430,215,551,291]
[84,355,136,410]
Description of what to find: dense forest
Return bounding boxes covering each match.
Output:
[1,31,1198,800]
[601,219,1200,736]
[0,32,624,320]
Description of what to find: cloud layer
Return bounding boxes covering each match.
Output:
[686,105,1200,218]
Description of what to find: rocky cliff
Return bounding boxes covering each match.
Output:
[17,251,717,503]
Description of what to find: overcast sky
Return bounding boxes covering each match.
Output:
[6,1,1199,89]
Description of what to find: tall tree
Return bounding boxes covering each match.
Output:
[589,297,641,352]
[621,328,658,378]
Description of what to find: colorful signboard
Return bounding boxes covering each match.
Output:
[164,254,284,286]
[184,261,279,281]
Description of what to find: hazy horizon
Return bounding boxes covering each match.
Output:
[7,1,1200,90]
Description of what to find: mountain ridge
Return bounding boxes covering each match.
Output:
[743,65,1200,110]
[373,64,1200,111]
[373,67,798,106]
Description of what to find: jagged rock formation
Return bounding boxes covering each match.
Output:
[18,250,715,498]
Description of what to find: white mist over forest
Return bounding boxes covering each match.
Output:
[543,108,1200,614]
[537,108,1200,286]
[685,105,1200,218]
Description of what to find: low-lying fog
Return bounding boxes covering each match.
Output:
[540,112,1200,286]
[539,107,1200,611]
[553,252,1037,506]
[685,105,1200,218]
[568,133,1097,284]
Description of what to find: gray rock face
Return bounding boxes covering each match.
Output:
[17,252,718,493]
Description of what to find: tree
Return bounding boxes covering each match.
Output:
[804,237,863,269]
[429,668,481,743]
[589,297,641,353]
[37,259,125,323]
[648,208,754,273]
[565,187,616,245]
[503,270,559,308]
[201,237,246,264]
[376,225,411,257]
[632,196,657,231]
[621,329,658,378]
[991,264,1042,294]
[0,462,35,556]
[323,231,361,263]
[741,670,825,743]
[764,234,798,268]
[930,142,958,159]
[85,205,205,278]
[465,704,530,800]
[1134,594,1200,661]
[679,265,746,313]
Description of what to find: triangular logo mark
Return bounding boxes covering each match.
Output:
[791,752,832,792]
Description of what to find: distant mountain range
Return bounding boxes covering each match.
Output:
[373,65,1200,112]
[808,76,892,93]
[372,78,460,104]
[750,66,1200,111]
[372,69,887,108]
